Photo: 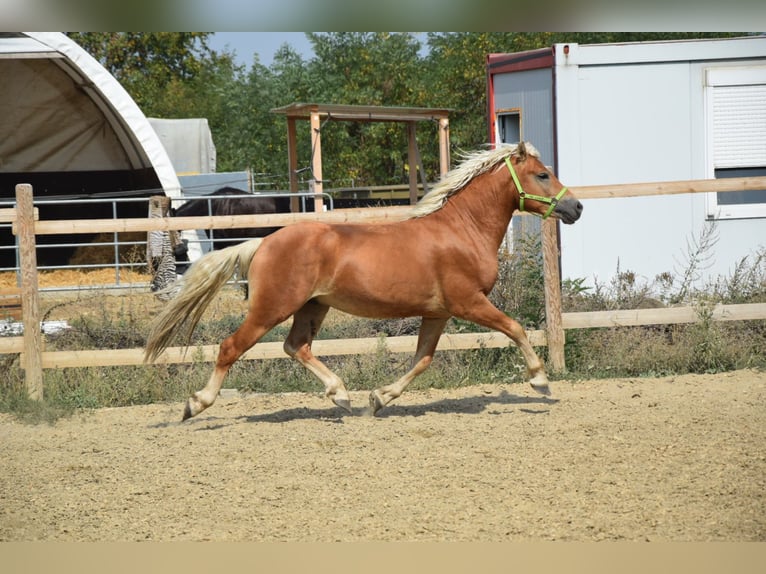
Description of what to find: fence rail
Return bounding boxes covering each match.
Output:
[4,178,766,400]
[22,205,413,236]
[1,191,336,286]
[6,330,546,369]
[572,176,766,200]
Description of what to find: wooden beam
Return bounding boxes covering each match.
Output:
[38,330,547,369]
[407,122,419,204]
[309,111,324,212]
[28,206,414,235]
[271,103,451,123]
[562,302,766,329]
[572,176,766,200]
[542,218,565,371]
[287,117,300,213]
[438,118,450,176]
[15,184,43,400]
[12,303,766,370]
[0,336,24,354]
[0,207,38,223]
[21,177,764,237]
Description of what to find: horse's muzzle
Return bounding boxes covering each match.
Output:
[554,198,583,224]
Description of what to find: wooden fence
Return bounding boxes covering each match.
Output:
[4,177,766,400]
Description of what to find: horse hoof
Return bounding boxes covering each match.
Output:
[333,397,352,413]
[181,401,195,421]
[530,382,551,396]
[368,391,385,416]
[182,397,200,421]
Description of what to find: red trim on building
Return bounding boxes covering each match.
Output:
[487,48,554,144]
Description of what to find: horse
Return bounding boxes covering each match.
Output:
[144,142,584,421]
[171,187,292,251]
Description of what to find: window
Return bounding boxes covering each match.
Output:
[705,66,766,219]
[495,109,541,244]
[496,109,521,144]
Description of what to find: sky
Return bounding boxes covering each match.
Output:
[208,32,433,69]
[207,32,315,67]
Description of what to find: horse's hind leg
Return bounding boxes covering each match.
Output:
[369,317,448,415]
[183,316,273,421]
[283,300,352,412]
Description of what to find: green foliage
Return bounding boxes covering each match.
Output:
[68,33,213,112]
[66,32,746,191]
[563,236,766,379]
[489,235,545,329]
[301,33,434,187]
[0,367,78,425]
[42,364,201,408]
[45,294,151,350]
[708,248,766,304]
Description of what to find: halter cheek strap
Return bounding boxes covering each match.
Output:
[504,156,568,220]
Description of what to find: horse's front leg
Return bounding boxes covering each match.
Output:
[455,297,551,395]
[369,317,448,415]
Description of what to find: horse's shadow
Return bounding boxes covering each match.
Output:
[151,390,559,431]
[236,390,558,425]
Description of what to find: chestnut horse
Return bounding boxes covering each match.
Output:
[144,142,583,420]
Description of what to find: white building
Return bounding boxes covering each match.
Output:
[487,36,766,288]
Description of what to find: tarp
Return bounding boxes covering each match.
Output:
[0,32,181,196]
[148,118,216,175]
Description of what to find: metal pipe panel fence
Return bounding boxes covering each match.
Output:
[0,191,330,293]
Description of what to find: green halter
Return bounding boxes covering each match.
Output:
[504,156,568,220]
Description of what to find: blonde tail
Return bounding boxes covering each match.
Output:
[144,238,263,363]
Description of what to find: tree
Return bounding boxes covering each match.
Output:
[67,32,212,113]
[301,33,428,186]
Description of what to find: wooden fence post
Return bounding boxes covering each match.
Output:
[438,118,450,176]
[407,122,419,205]
[542,218,566,372]
[309,110,324,212]
[15,184,43,400]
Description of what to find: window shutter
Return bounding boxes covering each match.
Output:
[712,84,766,169]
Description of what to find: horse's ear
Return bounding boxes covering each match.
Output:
[517,141,527,161]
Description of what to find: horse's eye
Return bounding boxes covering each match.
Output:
[537,172,549,180]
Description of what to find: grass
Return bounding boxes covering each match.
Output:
[1,226,764,423]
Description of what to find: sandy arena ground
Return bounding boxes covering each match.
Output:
[1,369,764,541]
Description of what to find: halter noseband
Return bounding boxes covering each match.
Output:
[504,156,568,220]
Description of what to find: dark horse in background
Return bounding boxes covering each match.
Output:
[172,186,292,249]
[170,187,293,273]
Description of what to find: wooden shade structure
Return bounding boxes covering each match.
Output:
[271,103,451,211]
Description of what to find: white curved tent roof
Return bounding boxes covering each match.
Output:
[0,32,181,197]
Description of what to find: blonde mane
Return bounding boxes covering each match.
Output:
[409,142,540,218]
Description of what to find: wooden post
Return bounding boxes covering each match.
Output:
[407,122,419,204]
[15,184,43,400]
[438,118,450,176]
[542,218,565,372]
[309,111,324,212]
[286,117,300,213]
